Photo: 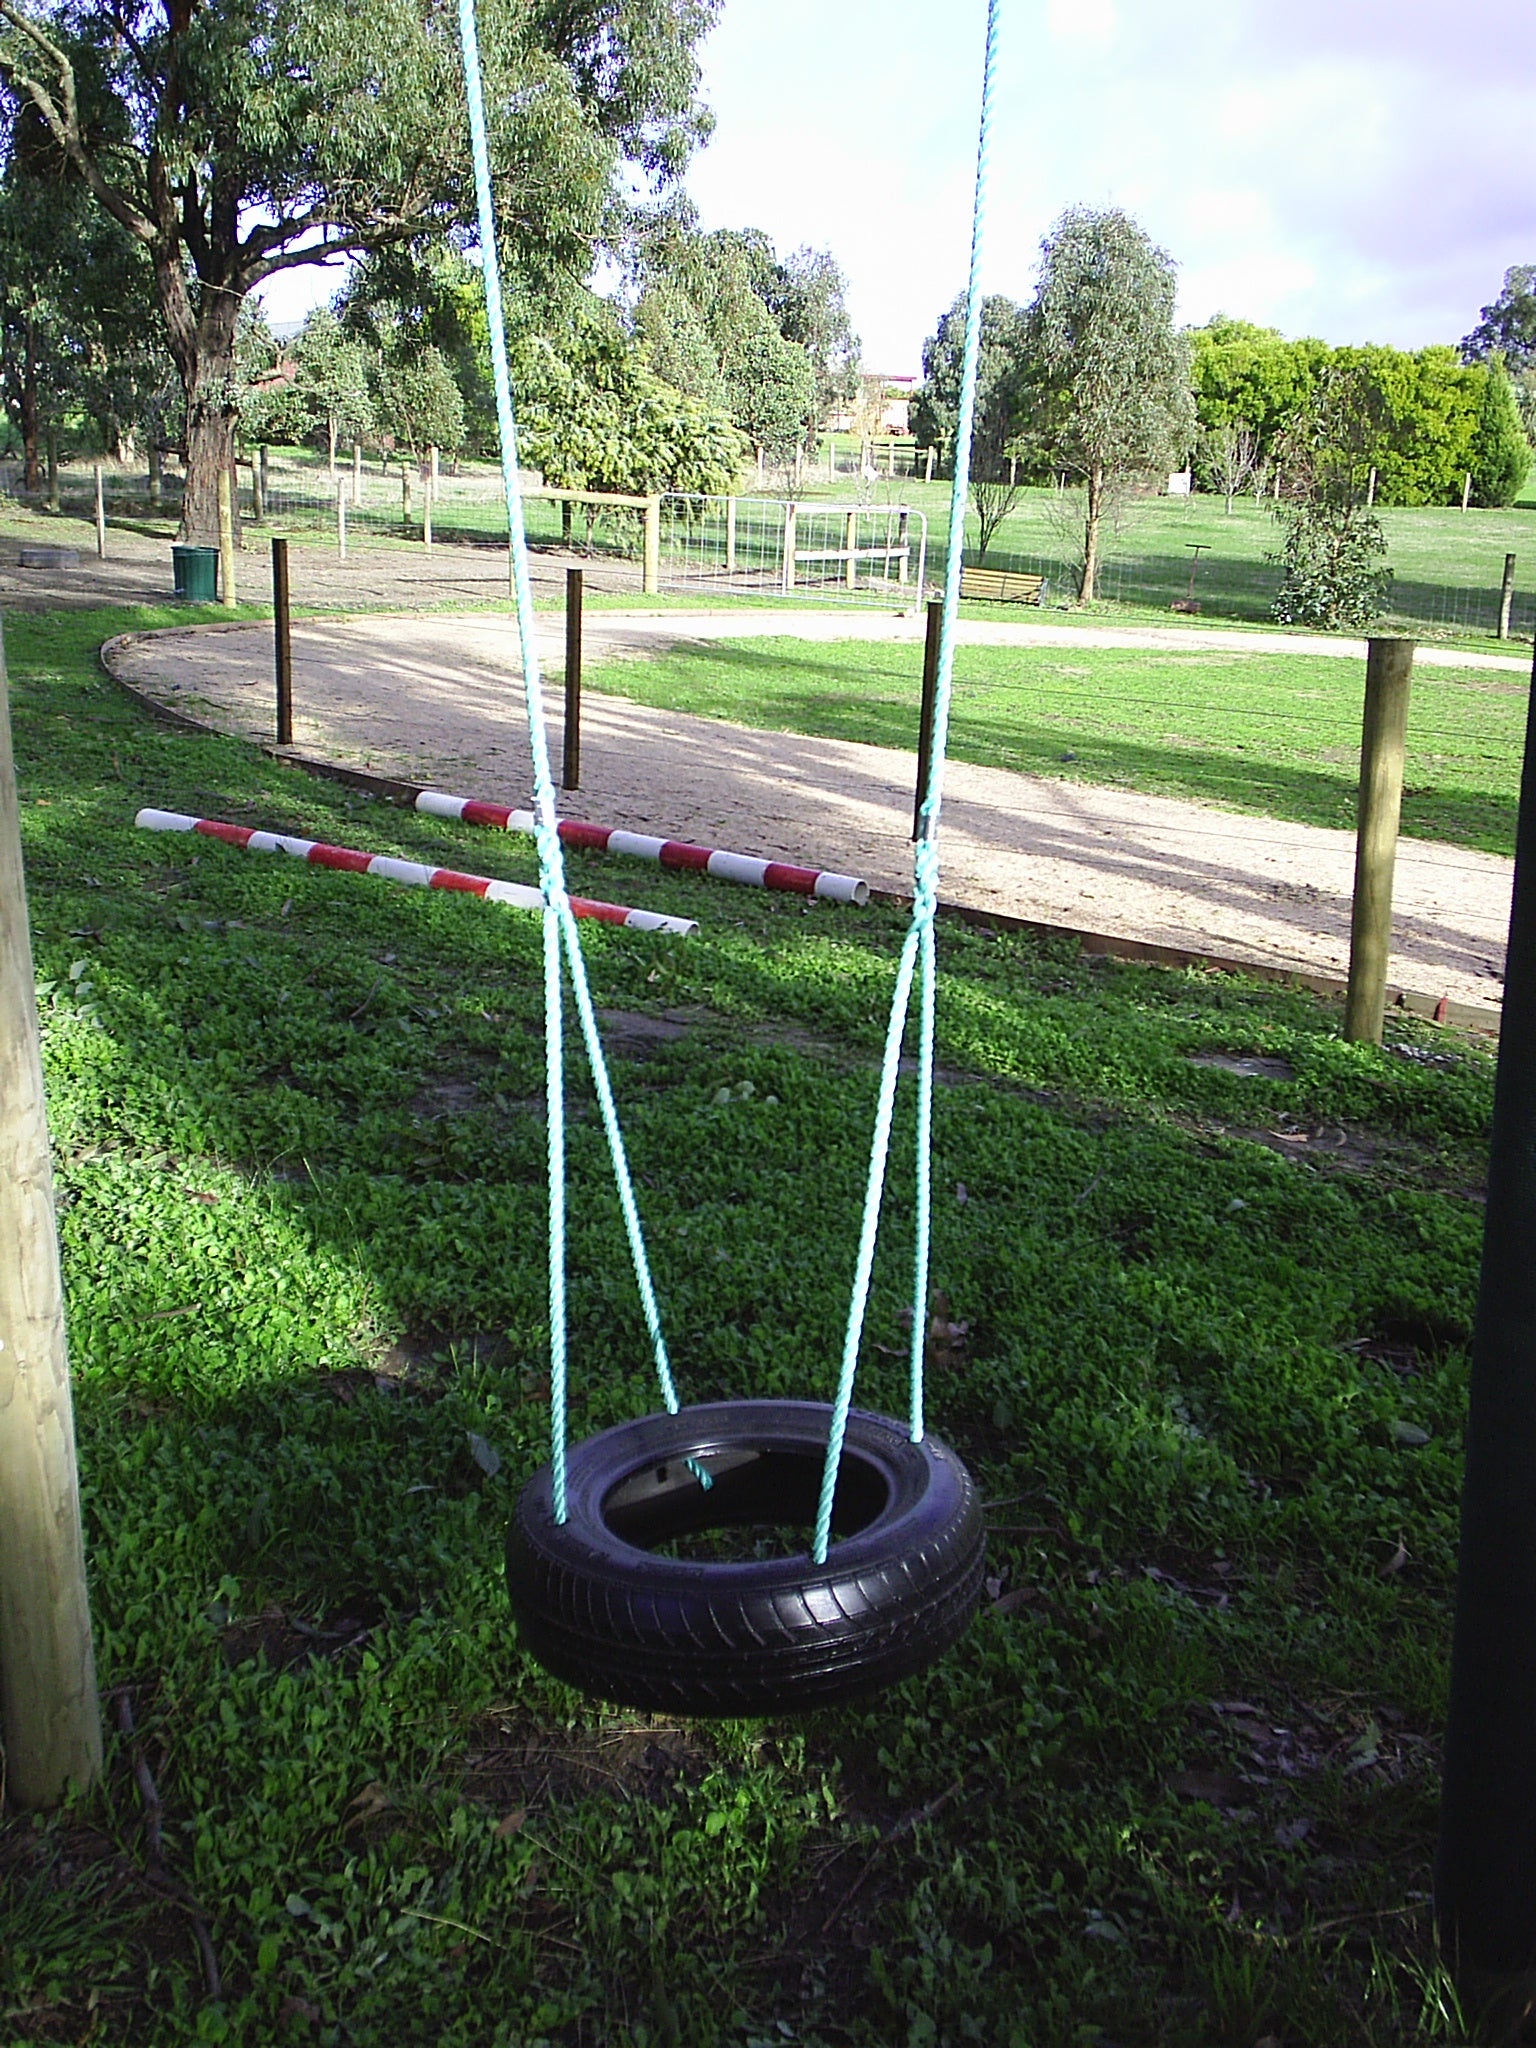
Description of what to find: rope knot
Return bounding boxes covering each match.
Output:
[913,838,940,920]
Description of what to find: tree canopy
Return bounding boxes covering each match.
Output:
[0,0,719,535]
[1022,206,1195,601]
[1462,266,1536,372]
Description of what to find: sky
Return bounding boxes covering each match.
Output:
[259,0,1536,376]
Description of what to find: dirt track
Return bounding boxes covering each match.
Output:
[102,611,1511,1016]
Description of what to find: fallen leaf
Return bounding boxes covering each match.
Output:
[1169,1768,1247,1807]
[991,1587,1038,1616]
[495,1806,527,1838]
[467,1432,502,1477]
[1381,1538,1410,1577]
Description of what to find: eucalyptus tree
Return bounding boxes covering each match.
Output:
[1021,207,1195,602]
[0,0,719,539]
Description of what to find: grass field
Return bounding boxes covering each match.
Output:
[0,602,1497,2043]
[581,636,1528,857]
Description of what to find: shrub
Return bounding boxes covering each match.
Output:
[1271,501,1391,631]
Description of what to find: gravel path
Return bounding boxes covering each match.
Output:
[104,611,1511,1014]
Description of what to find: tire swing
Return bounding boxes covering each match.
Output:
[455,0,1000,1717]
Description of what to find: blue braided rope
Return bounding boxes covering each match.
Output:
[812,0,1000,1565]
[457,0,682,1519]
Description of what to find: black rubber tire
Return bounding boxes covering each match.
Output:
[506,1400,985,1716]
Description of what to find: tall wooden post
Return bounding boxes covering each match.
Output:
[258,443,269,506]
[914,599,942,841]
[0,624,102,1808]
[1499,553,1517,641]
[92,465,106,559]
[1463,471,1474,512]
[217,468,237,608]
[1437,631,1536,2028]
[272,538,293,746]
[643,495,661,595]
[401,468,413,535]
[924,447,935,485]
[844,509,859,590]
[781,503,798,597]
[250,453,265,525]
[563,567,583,791]
[1343,637,1415,1043]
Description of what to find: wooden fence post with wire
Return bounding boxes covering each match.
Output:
[1344,637,1415,1043]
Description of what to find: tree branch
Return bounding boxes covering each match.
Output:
[0,0,157,245]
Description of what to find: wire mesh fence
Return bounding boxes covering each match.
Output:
[659,494,928,603]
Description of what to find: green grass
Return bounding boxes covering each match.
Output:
[0,603,1495,2044]
[580,635,1526,856]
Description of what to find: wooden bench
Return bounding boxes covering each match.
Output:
[959,566,1045,605]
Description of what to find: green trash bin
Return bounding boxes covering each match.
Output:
[172,544,220,603]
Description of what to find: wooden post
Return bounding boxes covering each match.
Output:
[1366,466,1377,508]
[1436,631,1536,2024]
[924,447,935,485]
[781,502,797,597]
[272,538,293,746]
[1463,471,1474,512]
[755,446,765,489]
[0,623,103,1808]
[1344,637,1415,1043]
[250,453,265,525]
[1500,553,1517,641]
[897,510,910,586]
[92,465,105,559]
[844,508,859,590]
[217,467,236,608]
[914,599,942,840]
[337,480,348,561]
[563,567,583,790]
[259,443,269,505]
[401,467,413,535]
[643,495,661,595]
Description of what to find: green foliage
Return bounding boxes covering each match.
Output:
[1022,206,1196,599]
[913,292,1031,480]
[0,600,1494,2043]
[372,343,464,459]
[1190,318,1329,464]
[1271,499,1392,631]
[1468,357,1529,506]
[515,295,743,495]
[1461,263,1536,370]
[631,224,821,460]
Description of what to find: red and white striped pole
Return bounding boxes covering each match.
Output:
[414,790,869,906]
[134,811,698,936]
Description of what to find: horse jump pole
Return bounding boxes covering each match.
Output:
[0,622,102,1807]
[272,538,293,746]
[1343,637,1415,1043]
[563,568,583,791]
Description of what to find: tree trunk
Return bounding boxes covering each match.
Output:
[1079,463,1103,603]
[156,255,243,546]
[20,312,40,493]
